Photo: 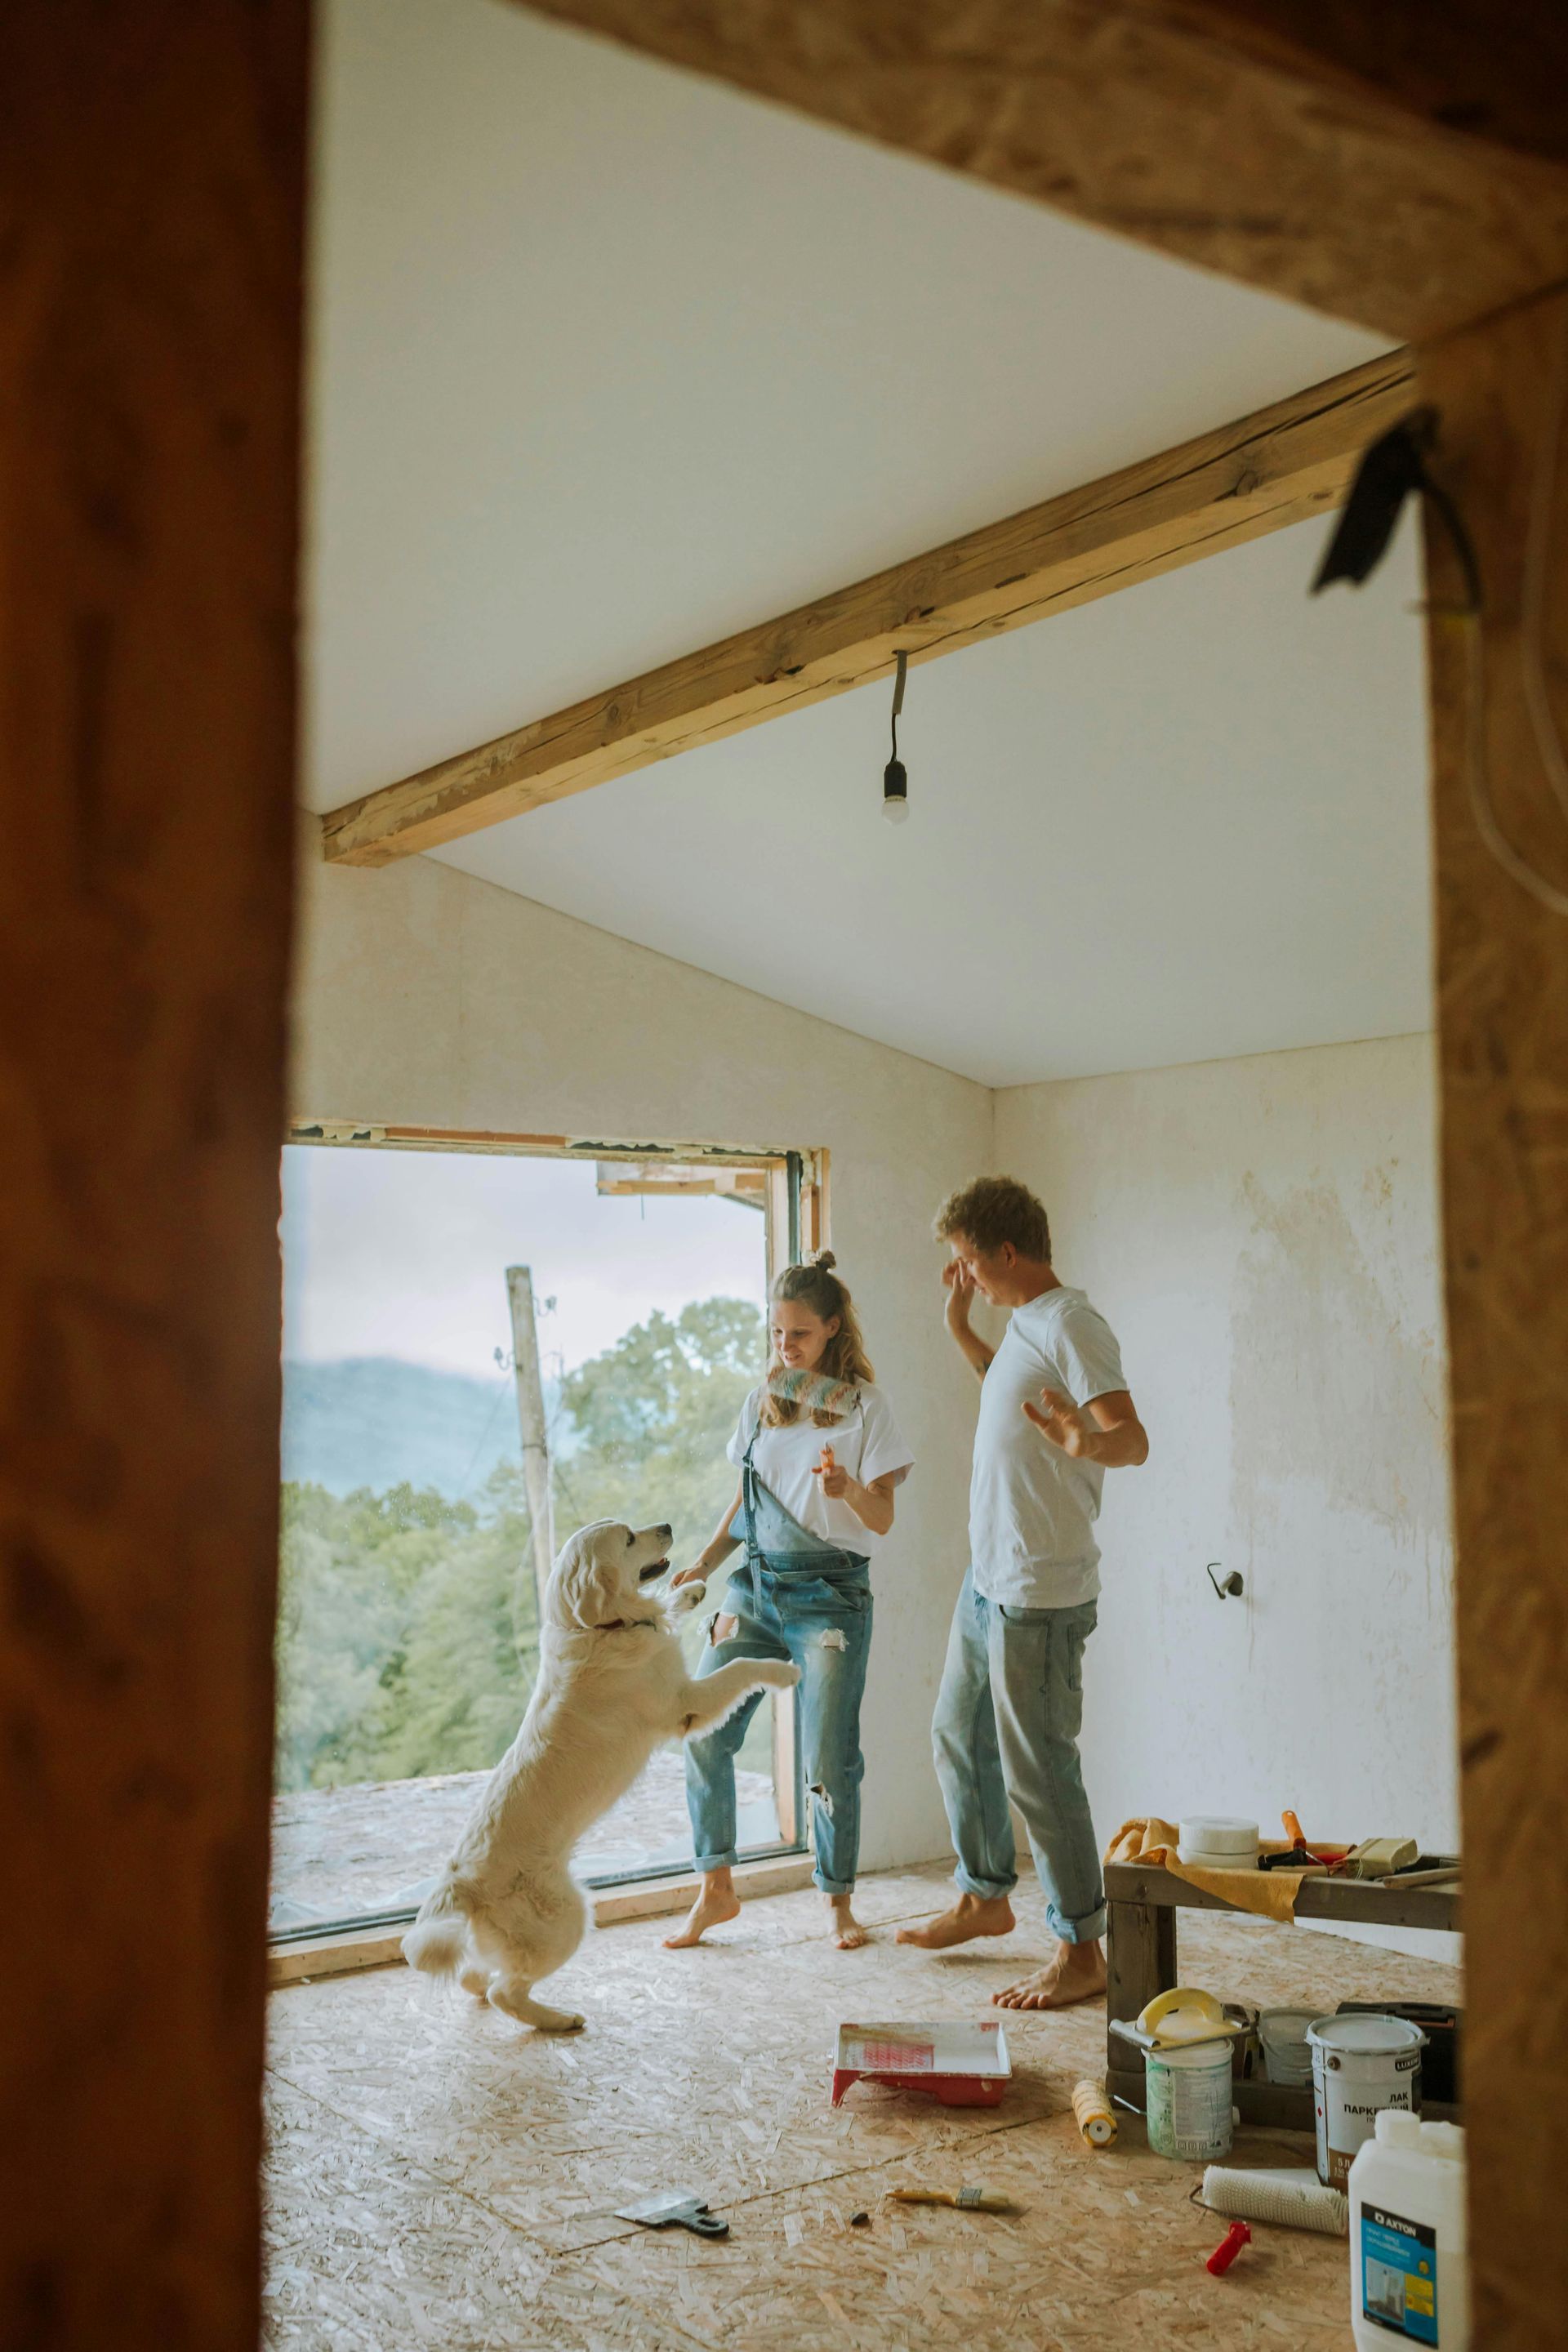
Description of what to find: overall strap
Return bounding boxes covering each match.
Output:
[739,1409,764,1615]
[739,1402,852,1606]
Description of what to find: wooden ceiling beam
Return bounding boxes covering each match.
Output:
[517,0,1568,344]
[320,346,1414,868]
[1139,3,1568,172]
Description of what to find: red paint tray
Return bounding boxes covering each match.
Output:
[831,2020,1012,2109]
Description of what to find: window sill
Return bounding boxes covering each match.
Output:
[267,1852,817,1988]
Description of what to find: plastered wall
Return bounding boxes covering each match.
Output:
[995,1034,1457,1957]
[293,859,1456,1946]
[290,848,994,1875]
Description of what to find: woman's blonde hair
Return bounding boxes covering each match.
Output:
[761,1251,874,1427]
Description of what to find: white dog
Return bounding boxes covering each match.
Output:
[402,1517,799,2029]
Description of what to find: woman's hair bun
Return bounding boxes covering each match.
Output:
[808,1248,837,1272]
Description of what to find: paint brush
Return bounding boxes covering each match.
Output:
[889,2187,1018,2215]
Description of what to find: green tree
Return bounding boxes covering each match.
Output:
[274,1297,766,1792]
[555,1295,762,1569]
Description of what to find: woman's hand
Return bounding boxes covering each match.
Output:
[671,1562,710,1588]
[813,1443,852,1500]
[813,1447,897,1536]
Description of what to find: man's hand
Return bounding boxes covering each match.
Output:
[942,1258,976,1330]
[942,1258,995,1381]
[1023,1385,1149,1468]
[1022,1387,1098,1457]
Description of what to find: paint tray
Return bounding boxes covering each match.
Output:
[831,2020,1012,2109]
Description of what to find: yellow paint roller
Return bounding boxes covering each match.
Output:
[1071,2080,1117,2148]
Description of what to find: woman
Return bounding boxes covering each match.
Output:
[665,1252,912,1951]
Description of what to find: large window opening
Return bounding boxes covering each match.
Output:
[270,1127,819,1941]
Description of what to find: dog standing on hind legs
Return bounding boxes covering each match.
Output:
[403,1518,800,2029]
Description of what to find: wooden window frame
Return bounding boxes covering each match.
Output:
[272,1120,829,1972]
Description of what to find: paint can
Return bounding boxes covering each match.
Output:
[1307,2013,1425,2187]
[1258,2007,1318,2087]
[1145,2038,1236,2162]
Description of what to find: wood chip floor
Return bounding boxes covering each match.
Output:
[265,1861,1461,2351]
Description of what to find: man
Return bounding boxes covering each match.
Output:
[898,1176,1147,2009]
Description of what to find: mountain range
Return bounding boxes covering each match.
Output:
[281,1356,568,1499]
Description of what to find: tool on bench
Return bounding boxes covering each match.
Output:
[1258,1808,1348,1872]
[616,2192,730,2238]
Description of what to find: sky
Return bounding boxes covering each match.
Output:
[280,1146,768,1378]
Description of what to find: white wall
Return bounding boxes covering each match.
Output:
[292,859,1459,1945]
[996,1035,1458,1958]
[290,848,994,1875]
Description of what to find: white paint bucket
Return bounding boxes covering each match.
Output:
[1145,2038,1236,2162]
[1258,2007,1317,2087]
[1307,2013,1424,2187]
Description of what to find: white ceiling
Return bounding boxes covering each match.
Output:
[306,0,1432,1087]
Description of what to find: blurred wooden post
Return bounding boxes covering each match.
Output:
[506,1265,555,1630]
[0,4,307,2344]
[1419,285,1568,2346]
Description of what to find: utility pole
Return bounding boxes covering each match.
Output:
[506,1265,555,1637]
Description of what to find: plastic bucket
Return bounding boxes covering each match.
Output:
[1145,2038,1235,2162]
[1307,2012,1424,2187]
[1258,2007,1317,2087]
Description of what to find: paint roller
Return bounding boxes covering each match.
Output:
[1198,2166,1348,2236]
[1071,2080,1117,2148]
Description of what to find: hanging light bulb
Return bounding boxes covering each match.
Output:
[883,649,910,823]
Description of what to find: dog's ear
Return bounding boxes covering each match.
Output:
[550,1522,630,1630]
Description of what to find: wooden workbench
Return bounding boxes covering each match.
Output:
[1104,1861,1462,2128]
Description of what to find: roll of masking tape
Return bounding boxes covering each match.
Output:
[1178,1816,1258,1855]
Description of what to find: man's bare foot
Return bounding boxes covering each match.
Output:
[896,1891,1016,1949]
[662,1879,741,1948]
[992,1939,1107,2010]
[827,1893,868,1949]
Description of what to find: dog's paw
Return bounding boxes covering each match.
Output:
[670,1579,707,1615]
[760,1661,803,1689]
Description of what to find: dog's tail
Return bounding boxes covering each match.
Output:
[401,1886,472,1978]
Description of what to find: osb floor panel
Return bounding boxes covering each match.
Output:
[265,1862,1462,2351]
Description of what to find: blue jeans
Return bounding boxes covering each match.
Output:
[684,1552,871,1896]
[931,1568,1106,1944]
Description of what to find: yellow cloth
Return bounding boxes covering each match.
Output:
[1103,1815,1307,1923]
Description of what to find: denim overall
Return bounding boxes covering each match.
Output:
[684,1414,873,1895]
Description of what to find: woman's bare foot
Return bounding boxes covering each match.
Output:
[896,1891,1016,1949]
[992,1939,1107,2010]
[662,1872,742,1948]
[827,1893,868,1949]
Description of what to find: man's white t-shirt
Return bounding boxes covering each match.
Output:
[969,1286,1128,1610]
[728,1382,913,1555]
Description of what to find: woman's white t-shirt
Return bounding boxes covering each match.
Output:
[727,1381,913,1556]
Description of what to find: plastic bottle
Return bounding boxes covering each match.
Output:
[1348,2110,1468,2350]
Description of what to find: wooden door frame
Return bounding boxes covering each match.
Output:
[11,6,1568,2347]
